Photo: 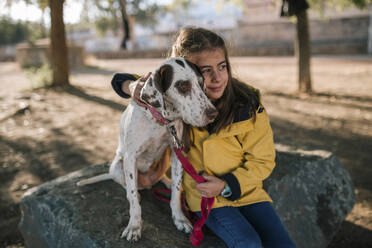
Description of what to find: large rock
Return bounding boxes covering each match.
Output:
[264,145,355,248]
[19,145,355,248]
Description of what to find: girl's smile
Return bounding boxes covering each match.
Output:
[189,48,228,102]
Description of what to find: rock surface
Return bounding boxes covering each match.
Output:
[19,145,355,248]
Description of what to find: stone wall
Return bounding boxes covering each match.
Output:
[0,45,16,61]
[16,41,85,68]
[233,15,369,55]
[93,48,169,59]
[93,15,370,59]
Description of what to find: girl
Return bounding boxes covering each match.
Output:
[111,27,296,248]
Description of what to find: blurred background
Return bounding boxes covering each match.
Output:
[0,0,371,247]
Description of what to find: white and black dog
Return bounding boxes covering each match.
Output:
[77,58,217,241]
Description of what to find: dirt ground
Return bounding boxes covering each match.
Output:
[0,56,371,247]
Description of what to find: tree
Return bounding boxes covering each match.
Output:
[49,0,69,85]
[281,0,312,94]
[89,0,129,48]
[87,0,163,49]
[280,0,372,94]
[118,0,130,49]
[4,0,70,86]
[0,17,28,45]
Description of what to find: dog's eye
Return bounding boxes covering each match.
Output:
[175,80,192,95]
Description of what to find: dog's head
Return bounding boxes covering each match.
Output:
[140,57,217,127]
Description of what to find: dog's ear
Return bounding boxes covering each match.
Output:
[140,77,164,109]
[154,64,173,93]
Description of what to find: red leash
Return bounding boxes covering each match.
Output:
[148,106,214,246]
[152,188,196,223]
[173,147,214,246]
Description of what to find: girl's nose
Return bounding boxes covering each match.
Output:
[212,69,222,83]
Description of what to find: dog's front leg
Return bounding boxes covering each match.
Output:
[121,156,143,242]
[170,150,192,233]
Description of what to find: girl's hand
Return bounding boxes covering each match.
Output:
[195,174,225,198]
[130,72,151,107]
[122,72,151,108]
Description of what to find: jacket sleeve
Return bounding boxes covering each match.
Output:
[111,73,141,99]
[221,110,276,201]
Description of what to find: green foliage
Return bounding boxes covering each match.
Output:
[84,0,166,32]
[27,22,48,42]
[1,0,49,45]
[24,63,53,89]
[128,0,165,26]
[308,0,372,12]
[88,0,121,34]
[0,17,48,45]
[0,17,28,45]
[4,0,49,10]
[309,0,372,9]
[95,16,119,36]
[220,0,372,12]
[215,0,248,12]
[167,0,192,9]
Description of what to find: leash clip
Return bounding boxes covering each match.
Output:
[166,122,183,149]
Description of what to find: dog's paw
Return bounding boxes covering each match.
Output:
[121,220,143,242]
[173,214,193,233]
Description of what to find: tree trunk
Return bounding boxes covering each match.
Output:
[49,0,69,85]
[295,9,312,94]
[119,0,130,50]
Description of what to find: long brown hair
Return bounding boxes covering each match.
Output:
[170,27,260,150]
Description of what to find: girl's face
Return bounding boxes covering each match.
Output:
[188,48,228,102]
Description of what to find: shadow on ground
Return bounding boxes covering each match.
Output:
[0,131,96,247]
[70,65,117,76]
[328,220,372,248]
[53,85,126,111]
[265,91,372,112]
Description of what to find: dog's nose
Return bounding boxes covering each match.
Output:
[206,108,218,120]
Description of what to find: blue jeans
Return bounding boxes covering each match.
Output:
[196,202,296,248]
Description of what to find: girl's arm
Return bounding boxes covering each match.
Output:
[111,73,140,98]
[222,109,276,201]
[111,73,150,107]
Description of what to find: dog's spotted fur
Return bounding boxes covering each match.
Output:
[77,58,217,242]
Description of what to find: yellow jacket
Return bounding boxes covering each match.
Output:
[183,106,276,212]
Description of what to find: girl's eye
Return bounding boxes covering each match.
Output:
[219,64,227,71]
[201,69,211,74]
